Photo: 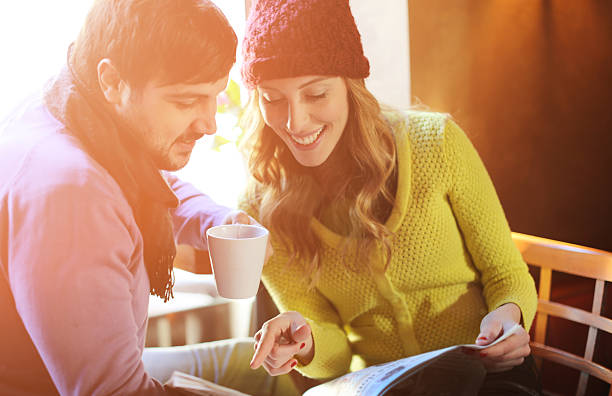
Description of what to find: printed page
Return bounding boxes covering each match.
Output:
[303,346,456,396]
[165,371,252,396]
[303,323,521,396]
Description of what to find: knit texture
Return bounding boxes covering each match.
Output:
[241,0,369,88]
[241,111,537,380]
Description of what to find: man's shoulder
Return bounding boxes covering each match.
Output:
[0,101,123,205]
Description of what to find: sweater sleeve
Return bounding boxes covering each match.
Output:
[7,170,168,395]
[238,198,352,380]
[262,254,352,380]
[165,172,232,250]
[443,120,537,330]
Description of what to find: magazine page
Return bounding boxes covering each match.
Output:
[164,371,252,396]
[302,346,457,396]
[303,323,521,396]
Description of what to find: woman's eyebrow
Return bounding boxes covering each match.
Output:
[298,77,330,89]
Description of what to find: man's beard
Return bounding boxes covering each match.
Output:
[154,130,205,171]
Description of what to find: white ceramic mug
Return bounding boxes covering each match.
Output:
[205,224,269,299]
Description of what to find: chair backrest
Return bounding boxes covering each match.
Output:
[512,232,612,396]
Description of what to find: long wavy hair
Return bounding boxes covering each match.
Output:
[241,78,397,280]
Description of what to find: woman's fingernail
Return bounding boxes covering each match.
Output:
[479,352,487,358]
[291,361,297,368]
[300,343,305,349]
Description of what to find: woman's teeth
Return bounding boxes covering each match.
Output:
[290,126,324,145]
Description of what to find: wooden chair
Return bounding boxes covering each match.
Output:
[512,232,612,396]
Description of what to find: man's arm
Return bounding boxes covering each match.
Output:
[8,171,168,395]
[164,172,232,251]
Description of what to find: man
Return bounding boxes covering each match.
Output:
[0,1,296,395]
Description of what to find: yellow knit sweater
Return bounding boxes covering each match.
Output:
[242,111,537,380]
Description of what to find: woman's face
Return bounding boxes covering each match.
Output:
[257,76,349,167]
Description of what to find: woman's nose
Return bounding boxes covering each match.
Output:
[286,102,308,134]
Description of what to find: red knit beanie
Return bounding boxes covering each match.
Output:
[241,0,370,89]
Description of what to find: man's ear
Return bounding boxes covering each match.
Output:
[97,59,128,104]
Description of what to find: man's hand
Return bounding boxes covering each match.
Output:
[250,311,314,376]
[221,209,256,226]
[220,210,273,261]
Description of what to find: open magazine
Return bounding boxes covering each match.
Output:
[164,324,521,396]
[164,371,251,396]
[303,323,522,396]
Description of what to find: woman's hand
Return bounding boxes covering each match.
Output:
[474,303,531,372]
[250,311,314,376]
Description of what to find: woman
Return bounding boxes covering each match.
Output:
[239,0,540,394]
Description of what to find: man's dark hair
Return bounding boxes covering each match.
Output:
[71,0,237,90]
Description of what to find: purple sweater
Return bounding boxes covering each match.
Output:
[0,95,231,395]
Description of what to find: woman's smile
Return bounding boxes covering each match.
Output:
[288,125,326,148]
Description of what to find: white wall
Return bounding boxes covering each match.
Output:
[350,0,411,109]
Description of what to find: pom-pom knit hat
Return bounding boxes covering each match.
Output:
[241,0,370,89]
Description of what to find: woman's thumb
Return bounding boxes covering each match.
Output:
[291,322,311,343]
[476,321,502,346]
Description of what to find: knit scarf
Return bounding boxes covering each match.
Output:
[43,60,178,302]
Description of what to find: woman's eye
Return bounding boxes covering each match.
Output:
[306,93,326,101]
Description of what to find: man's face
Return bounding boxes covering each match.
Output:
[115,75,229,170]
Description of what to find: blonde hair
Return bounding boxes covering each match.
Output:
[241,78,396,279]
